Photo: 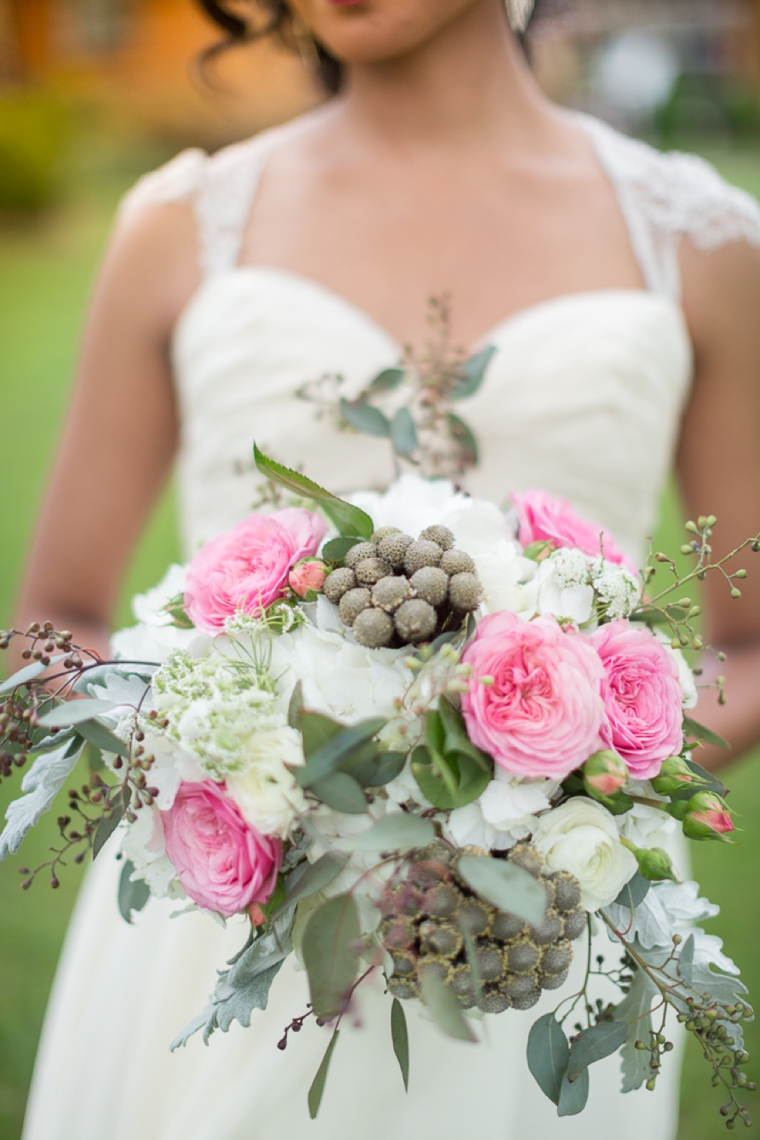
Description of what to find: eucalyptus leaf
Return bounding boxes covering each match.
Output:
[365,751,406,787]
[322,536,362,563]
[526,1013,569,1105]
[682,716,730,751]
[287,682,304,731]
[0,655,67,694]
[300,711,343,758]
[308,1029,340,1120]
[450,345,496,400]
[566,1021,628,1081]
[93,785,131,859]
[0,736,84,860]
[557,1067,590,1117]
[679,933,695,986]
[425,710,446,756]
[419,973,476,1043]
[75,718,130,758]
[457,855,546,926]
[253,443,374,539]
[338,741,384,787]
[271,851,349,922]
[37,699,121,729]
[613,872,651,911]
[118,859,150,924]
[339,397,391,439]
[391,999,410,1091]
[447,413,479,467]
[390,408,419,458]
[352,813,435,852]
[309,771,369,814]
[297,718,387,787]
[302,893,360,1018]
[369,366,405,392]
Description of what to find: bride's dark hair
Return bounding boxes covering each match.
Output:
[196,0,541,94]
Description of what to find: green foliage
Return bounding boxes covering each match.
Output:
[566,1021,628,1081]
[390,999,410,1091]
[457,855,546,926]
[419,972,477,1043]
[526,1013,569,1104]
[308,1029,340,1119]
[0,90,70,213]
[410,701,493,810]
[253,443,373,539]
[302,893,360,1019]
[117,859,150,924]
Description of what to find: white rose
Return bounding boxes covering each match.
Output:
[532,799,638,911]
[226,726,307,839]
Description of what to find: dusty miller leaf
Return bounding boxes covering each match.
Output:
[612,967,658,1093]
[0,736,84,860]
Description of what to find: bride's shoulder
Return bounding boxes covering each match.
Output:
[580,113,760,254]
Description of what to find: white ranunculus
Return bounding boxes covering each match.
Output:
[617,802,677,853]
[444,801,512,851]
[444,772,559,851]
[271,624,409,724]
[349,474,469,538]
[532,799,638,911]
[226,726,306,839]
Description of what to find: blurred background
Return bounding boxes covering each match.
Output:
[0,1,759,1137]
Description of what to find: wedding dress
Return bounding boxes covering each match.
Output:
[21,114,760,1140]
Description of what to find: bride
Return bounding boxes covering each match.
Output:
[16,0,760,1137]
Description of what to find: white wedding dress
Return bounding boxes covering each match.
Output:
[21,114,760,1140]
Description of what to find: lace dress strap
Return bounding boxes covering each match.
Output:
[117,129,281,279]
[580,114,760,300]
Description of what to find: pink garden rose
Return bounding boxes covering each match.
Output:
[162,781,282,917]
[512,489,636,572]
[289,559,329,599]
[185,508,327,632]
[590,620,684,780]
[461,611,606,779]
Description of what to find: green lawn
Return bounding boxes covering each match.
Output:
[0,138,759,1140]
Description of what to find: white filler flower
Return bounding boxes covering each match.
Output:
[226,726,307,840]
[532,798,638,911]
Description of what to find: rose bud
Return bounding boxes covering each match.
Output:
[651,755,703,798]
[682,791,735,842]
[289,559,329,600]
[630,844,679,883]
[583,750,629,799]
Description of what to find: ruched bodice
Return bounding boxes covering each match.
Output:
[173,271,692,564]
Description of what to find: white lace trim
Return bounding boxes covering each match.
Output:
[119,116,760,299]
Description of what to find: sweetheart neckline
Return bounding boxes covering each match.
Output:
[173,265,690,361]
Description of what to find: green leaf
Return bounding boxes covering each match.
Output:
[557,1067,590,1116]
[566,1021,628,1081]
[309,771,369,814]
[302,894,360,1019]
[0,736,85,860]
[338,741,384,787]
[447,413,479,467]
[450,345,496,400]
[271,851,349,922]
[339,397,391,438]
[297,718,387,787]
[369,366,405,392]
[437,698,492,772]
[390,408,419,458]
[425,710,446,755]
[0,655,67,694]
[118,859,150,924]
[37,699,120,729]
[411,745,490,811]
[391,999,410,1092]
[457,855,546,926]
[300,711,343,758]
[526,1013,570,1105]
[163,593,194,629]
[253,443,374,540]
[308,1029,341,1120]
[353,813,435,852]
[75,718,130,758]
[93,785,132,859]
[682,716,730,751]
[287,682,304,731]
[679,933,695,986]
[522,540,555,561]
[612,871,651,910]
[365,751,406,787]
[419,973,477,1043]
[322,536,362,563]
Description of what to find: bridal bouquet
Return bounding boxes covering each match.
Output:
[0,445,756,1127]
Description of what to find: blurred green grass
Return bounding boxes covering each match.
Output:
[0,140,759,1140]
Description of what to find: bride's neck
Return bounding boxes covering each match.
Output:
[334,3,558,152]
